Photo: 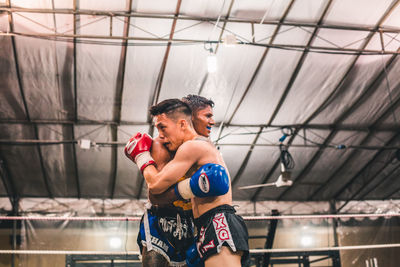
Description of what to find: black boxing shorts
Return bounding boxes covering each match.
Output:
[194,204,249,266]
[137,205,195,266]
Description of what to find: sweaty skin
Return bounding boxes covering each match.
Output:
[147,138,178,205]
[143,114,232,218]
[192,105,214,137]
[148,105,215,206]
[143,112,241,267]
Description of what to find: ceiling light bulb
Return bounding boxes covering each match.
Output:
[207,54,217,73]
[109,237,122,249]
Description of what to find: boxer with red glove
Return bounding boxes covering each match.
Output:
[124,133,156,173]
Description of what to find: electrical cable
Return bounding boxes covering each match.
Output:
[278,127,295,171]
[380,42,398,125]
[279,144,295,170]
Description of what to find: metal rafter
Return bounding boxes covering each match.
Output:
[110,0,133,199]
[148,0,182,112]
[71,0,81,198]
[2,7,400,34]
[255,0,400,201]
[337,152,398,203]
[0,119,399,132]
[336,132,400,212]
[308,81,400,201]
[2,31,400,55]
[50,0,81,199]
[249,0,335,198]
[384,179,400,199]
[229,0,297,188]
[214,0,235,54]
[0,155,18,208]
[267,0,334,125]
[6,0,53,198]
[357,160,400,200]
[137,0,183,199]
[1,140,399,151]
[197,0,235,95]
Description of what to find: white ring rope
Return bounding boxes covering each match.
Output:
[242,213,400,220]
[0,216,141,221]
[0,243,399,255]
[0,213,398,221]
[0,250,140,255]
[250,243,400,253]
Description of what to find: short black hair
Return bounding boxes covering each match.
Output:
[181,94,214,114]
[149,98,192,122]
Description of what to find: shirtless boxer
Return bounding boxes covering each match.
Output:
[134,95,215,267]
[125,99,249,267]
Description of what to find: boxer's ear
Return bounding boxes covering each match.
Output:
[178,118,187,130]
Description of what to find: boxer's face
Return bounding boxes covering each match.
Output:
[193,105,214,137]
[154,113,185,152]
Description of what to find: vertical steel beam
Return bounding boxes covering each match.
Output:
[6,0,53,198]
[0,156,17,210]
[329,200,342,267]
[11,196,19,267]
[50,0,81,199]
[137,0,183,198]
[262,209,279,267]
[110,0,133,199]
[70,0,81,198]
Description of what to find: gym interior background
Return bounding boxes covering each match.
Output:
[0,0,400,266]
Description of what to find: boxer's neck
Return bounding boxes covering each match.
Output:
[183,127,198,142]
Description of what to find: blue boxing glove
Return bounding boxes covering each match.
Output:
[186,242,204,267]
[174,163,230,200]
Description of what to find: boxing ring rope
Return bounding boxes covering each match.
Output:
[0,212,398,221]
[0,243,399,255]
[1,213,398,256]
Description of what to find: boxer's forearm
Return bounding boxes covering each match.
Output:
[143,166,180,194]
[144,141,199,193]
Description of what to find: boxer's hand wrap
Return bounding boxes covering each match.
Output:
[185,242,204,267]
[174,163,230,200]
[124,133,155,172]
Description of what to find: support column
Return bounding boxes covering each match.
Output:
[263,209,279,266]
[11,196,19,267]
[330,200,342,267]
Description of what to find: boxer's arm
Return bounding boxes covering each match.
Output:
[147,137,177,204]
[148,187,178,205]
[150,137,172,171]
[143,141,202,194]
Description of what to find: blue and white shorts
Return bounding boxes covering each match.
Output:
[137,206,195,266]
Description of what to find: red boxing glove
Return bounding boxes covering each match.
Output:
[124,133,155,172]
